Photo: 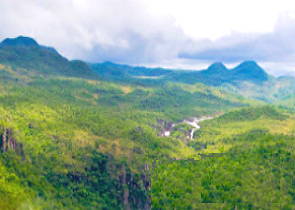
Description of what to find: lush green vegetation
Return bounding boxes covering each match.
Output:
[1,36,295,209]
[153,132,295,209]
[152,107,295,209]
[0,61,247,209]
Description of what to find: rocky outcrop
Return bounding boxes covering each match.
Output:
[119,163,151,210]
[157,119,175,137]
[0,128,25,158]
[121,164,131,210]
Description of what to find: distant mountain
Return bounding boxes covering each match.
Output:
[92,61,171,77]
[91,60,291,105]
[0,36,96,78]
[175,60,269,85]
[91,62,172,85]
[231,61,269,82]
[0,36,39,47]
[0,36,271,85]
[91,60,270,86]
[206,62,228,72]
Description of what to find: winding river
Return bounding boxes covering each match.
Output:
[183,116,213,139]
[161,116,213,140]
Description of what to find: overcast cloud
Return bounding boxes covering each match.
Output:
[0,0,192,64]
[1,0,295,75]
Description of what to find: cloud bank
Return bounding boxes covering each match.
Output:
[0,0,192,64]
[181,15,295,62]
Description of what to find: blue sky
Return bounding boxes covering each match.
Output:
[1,0,295,75]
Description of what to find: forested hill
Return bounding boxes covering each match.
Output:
[1,36,295,209]
[5,35,295,106]
[0,36,96,78]
[0,36,251,209]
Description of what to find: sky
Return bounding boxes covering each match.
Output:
[1,0,295,75]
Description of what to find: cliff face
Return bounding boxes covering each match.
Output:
[0,128,24,158]
[119,163,151,210]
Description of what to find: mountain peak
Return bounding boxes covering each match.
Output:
[232,60,268,82]
[0,36,39,47]
[207,62,228,71]
[234,60,264,72]
[237,60,259,68]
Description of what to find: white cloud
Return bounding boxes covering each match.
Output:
[179,14,295,75]
[0,0,191,63]
[145,0,295,39]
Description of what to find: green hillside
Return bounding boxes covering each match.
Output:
[1,36,295,209]
[0,36,96,78]
[152,106,295,209]
[0,62,248,208]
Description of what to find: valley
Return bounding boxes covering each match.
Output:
[0,36,295,209]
